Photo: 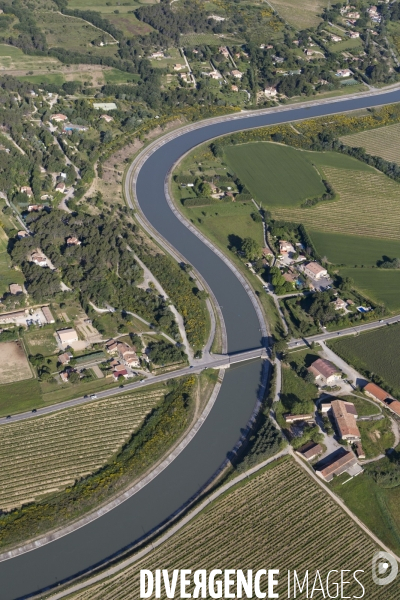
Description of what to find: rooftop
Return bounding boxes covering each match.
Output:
[363,382,392,402]
[308,358,340,380]
[331,400,360,439]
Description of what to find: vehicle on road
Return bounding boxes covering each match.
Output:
[90,394,98,400]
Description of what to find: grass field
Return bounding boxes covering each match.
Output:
[0,388,165,510]
[0,342,32,385]
[63,458,400,600]
[343,395,381,417]
[104,13,154,36]
[272,154,400,241]
[181,33,245,46]
[268,0,328,28]
[18,73,66,86]
[341,122,400,165]
[330,472,400,556]
[224,142,326,207]
[338,267,400,311]
[309,230,400,266]
[0,379,42,417]
[103,68,140,85]
[327,37,363,53]
[39,11,117,53]
[328,324,400,396]
[358,417,394,459]
[67,0,158,13]
[0,43,59,70]
[24,327,58,356]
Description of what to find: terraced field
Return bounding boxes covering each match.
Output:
[61,458,400,600]
[0,389,165,510]
[272,166,400,240]
[341,122,400,165]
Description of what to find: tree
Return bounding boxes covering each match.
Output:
[68,371,81,384]
[242,237,261,261]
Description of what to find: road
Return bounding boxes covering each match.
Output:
[4,85,400,599]
[288,314,400,348]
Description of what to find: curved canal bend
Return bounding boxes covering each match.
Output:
[2,90,400,600]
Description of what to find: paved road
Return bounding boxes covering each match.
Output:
[4,86,400,599]
[288,314,400,349]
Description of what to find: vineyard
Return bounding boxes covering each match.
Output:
[271,166,400,240]
[62,458,400,600]
[0,389,165,511]
[341,123,400,165]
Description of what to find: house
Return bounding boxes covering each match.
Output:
[31,252,48,267]
[386,399,400,416]
[40,194,52,201]
[60,371,70,383]
[308,358,341,385]
[363,382,392,403]
[331,35,342,42]
[105,339,119,354]
[57,328,79,345]
[347,299,355,306]
[354,442,365,459]
[150,51,165,59]
[331,400,360,441]
[100,114,113,123]
[55,182,66,193]
[283,272,296,285]
[93,102,117,111]
[28,204,44,212]
[17,230,29,239]
[348,31,360,38]
[208,14,225,21]
[118,342,140,368]
[347,12,360,19]
[305,50,314,57]
[284,414,314,423]
[368,6,378,17]
[231,85,239,92]
[21,186,33,197]
[209,71,222,80]
[320,402,332,413]
[316,450,358,482]
[219,46,229,58]
[42,306,55,324]
[174,64,184,71]
[58,352,72,365]
[304,261,328,280]
[264,86,278,98]
[332,298,347,311]
[279,240,294,254]
[9,284,23,295]
[231,70,243,79]
[51,114,68,122]
[66,236,81,246]
[296,441,323,461]
[336,69,352,77]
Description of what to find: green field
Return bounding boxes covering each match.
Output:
[24,328,58,356]
[67,0,157,12]
[0,43,60,70]
[103,68,140,85]
[103,13,154,36]
[224,142,326,207]
[330,472,400,556]
[341,122,400,165]
[268,0,328,28]
[309,231,400,266]
[328,324,400,396]
[327,37,363,53]
[359,417,394,459]
[338,267,400,311]
[343,395,381,417]
[181,33,245,46]
[0,379,42,416]
[18,73,66,86]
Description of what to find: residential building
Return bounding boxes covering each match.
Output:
[363,382,392,403]
[51,113,68,122]
[331,399,360,441]
[42,306,55,324]
[9,284,23,295]
[21,186,33,197]
[55,182,66,193]
[331,35,342,42]
[231,70,243,79]
[354,442,365,459]
[105,339,119,354]
[303,261,328,280]
[58,352,72,365]
[150,51,165,58]
[31,252,48,267]
[332,298,347,311]
[296,441,323,461]
[66,236,81,246]
[209,71,222,80]
[60,371,69,383]
[100,114,113,123]
[308,358,341,385]
[231,85,239,92]
[316,450,357,482]
[17,230,29,239]
[385,399,400,417]
[320,402,332,413]
[348,31,360,38]
[173,64,184,71]
[57,328,79,345]
[208,14,225,21]
[279,240,294,254]
[284,414,314,423]
[28,204,44,212]
[347,12,360,18]
[336,69,352,77]
[93,102,117,111]
[219,46,229,58]
[264,86,277,97]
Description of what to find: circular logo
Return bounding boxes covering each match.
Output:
[372,551,398,586]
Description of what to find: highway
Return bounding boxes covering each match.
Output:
[0,348,265,425]
[3,86,400,600]
[288,314,400,349]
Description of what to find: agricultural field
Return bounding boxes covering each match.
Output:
[341,122,400,165]
[309,231,400,267]
[327,324,400,397]
[0,44,59,71]
[330,471,400,556]
[268,0,328,29]
[337,267,400,312]
[0,379,42,417]
[181,33,245,46]
[24,327,58,356]
[103,68,140,85]
[38,11,117,54]
[358,417,395,459]
[103,13,154,37]
[0,342,32,385]
[0,388,166,511]
[67,0,158,13]
[224,142,326,207]
[60,458,400,600]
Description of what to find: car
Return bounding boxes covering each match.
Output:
[119,384,124,388]
[90,394,98,400]
[337,332,340,335]
[84,395,89,399]
[6,415,11,419]
[32,409,37,413]
[189,366,194,369]
[379,320,384,323]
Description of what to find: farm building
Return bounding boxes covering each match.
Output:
[42,306,55,324]
[385,399,400,416]
[9,284,23,295]
[308,358,341,385]
[363,382,392,403]
[57,328,79,345]
[304,261,328,280]
[296,441,323,461]
[316,450,358,482]
[330,400,360,442]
